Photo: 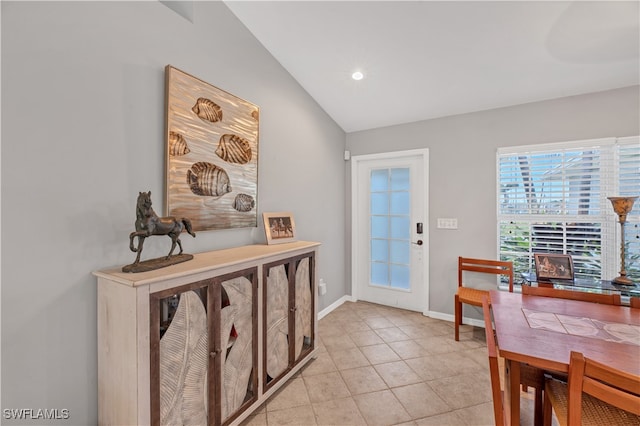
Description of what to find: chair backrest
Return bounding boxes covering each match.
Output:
[459,257,514,293]
[521,285,621,305]
[482,295,505,426]
[567,351,640,424]
[630,297,640,309]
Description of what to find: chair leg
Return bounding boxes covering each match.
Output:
[533,386,543,426]
[542,387,552,426]
[454,294,460,341]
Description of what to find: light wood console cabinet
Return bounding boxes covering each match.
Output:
[93,241,319,425]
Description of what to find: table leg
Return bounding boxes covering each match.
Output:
[504,359,521,426]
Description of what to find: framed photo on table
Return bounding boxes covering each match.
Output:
[262,212,296,245]
[534,254,574,281]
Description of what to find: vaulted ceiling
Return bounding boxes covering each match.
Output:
[225,1,640,133]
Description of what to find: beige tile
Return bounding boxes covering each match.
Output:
[266,405,317,425]
[350,329,385,347]
[385,313,418,327]
[360,343,401,364]
[341,319,373,334]
[375,326,411,343]
[266,377,311,412]
[340,365,388,395]
[414,335,461,354]
[414,411,466,425]
[405,355,459,381]
[241,411,267,425]
[453,402,495,426]
[363,316,396,329]
[238,301,539,426]
[353,389,412,426]
[398,324,436,339]
[392,382,452,419]
[300,353,338,377]
[321,333,357,352]
[312,397,367,425]
[318,322,346,338]
[303,371,351,403]
[428,371,492,410]
[329,347,371,370]
[388,339,430,360]
[374,361,423,388]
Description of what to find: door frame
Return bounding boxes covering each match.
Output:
[350,149,430,315]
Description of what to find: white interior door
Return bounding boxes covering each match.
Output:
[351,149,429,313]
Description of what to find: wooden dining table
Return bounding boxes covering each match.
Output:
[489,290,640,426]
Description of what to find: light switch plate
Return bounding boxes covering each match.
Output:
[437,218,458,229]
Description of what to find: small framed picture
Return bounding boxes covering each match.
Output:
[262,212,296,245]
[534,254,574,281]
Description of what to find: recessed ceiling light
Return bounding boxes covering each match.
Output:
[352,71,364,81]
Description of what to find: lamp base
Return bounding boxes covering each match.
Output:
[611,275,635,286]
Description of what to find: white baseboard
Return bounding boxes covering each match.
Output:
[426,311,485,328]
[318,295,355,319]
[319,298,485,329]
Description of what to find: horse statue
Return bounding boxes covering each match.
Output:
[128,191,196,266]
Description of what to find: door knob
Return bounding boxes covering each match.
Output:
[412,240,423,246]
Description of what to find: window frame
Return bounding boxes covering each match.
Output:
[496,136,639,285]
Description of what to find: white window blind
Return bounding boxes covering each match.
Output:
[497,136,639,282]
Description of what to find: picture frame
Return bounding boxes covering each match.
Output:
[164,65,260,231]
[534,253,574,281]
[262,212,296,245]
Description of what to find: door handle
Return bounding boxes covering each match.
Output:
[412,240,423,246]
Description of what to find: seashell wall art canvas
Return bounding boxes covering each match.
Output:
[165,65,259,231]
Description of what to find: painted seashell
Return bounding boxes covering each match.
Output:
[169,131,190,156]
[233,193,255,212]
[187,162,232,197]
[216,134,252,165]
[192,97,222,123]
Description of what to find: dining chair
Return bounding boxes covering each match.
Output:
[521,284,622,305]
[543,351,640,426]
[482,295,505,426]
[482,296,544,426]
[630,296,640,308]
[455,257,513,341]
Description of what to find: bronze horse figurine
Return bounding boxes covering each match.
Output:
[129,191,196,265]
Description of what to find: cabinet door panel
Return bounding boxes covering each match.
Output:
[220,275,256,422]
[264,264,290,384]
[263,252,315,391]
[151,284,210,426]
[294,256,313,360]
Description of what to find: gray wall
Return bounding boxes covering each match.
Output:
[1,1,345,423]
[346,85,640,317]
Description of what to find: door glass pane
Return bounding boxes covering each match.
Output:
[390,264,410,290]
[371,262,388,285]
[371,216,389,238]
[390,240,409,264]
[371,193,389,215]
[390,168,410,190]
[371,239,388,262]
[371,169,389,191]
[390,192,410,215]
[390,216,410,239]
[370,167,411,291]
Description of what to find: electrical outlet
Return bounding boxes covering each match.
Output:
[319,279,327,295]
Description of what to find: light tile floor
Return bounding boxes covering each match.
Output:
[242,301,546,426]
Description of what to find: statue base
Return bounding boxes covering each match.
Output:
[611,275,635,286]
[122,253,194,273]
